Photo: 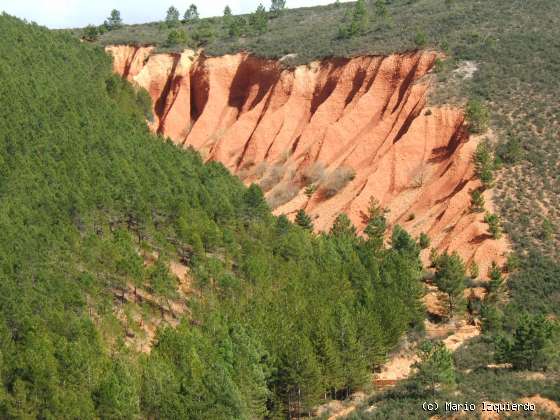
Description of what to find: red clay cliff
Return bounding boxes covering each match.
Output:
[107,45,509,276]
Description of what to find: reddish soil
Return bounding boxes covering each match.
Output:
[107,46,509,275]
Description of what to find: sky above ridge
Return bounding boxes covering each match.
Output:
[0,0,351,29]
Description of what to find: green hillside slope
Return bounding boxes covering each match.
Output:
[0,13,427,418]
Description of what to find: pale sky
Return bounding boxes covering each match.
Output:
[0,0,351,29]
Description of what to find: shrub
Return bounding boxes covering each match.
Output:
[469,261,479,279]
[266,182,299,209]
[496,136,523,164]
[419,232,430,249]
[484,212,502,239]
[166,29,189,47]
[301,162,326,185]
[259,164,285,192]
[541,218,555,240]
[470,189,485,212]
[495,314,555,371]
[473,141,494,188]
[270,0,287,18]
[192,21,216,46]
[319,167,355,198]
[83,25,99,41]
[304,184,317,198]
[249,3,268,35]
[466,99,490,134]
[411,341,456,397]
[337,0,368,39]
[414,31,427,47]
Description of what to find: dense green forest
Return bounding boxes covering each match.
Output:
[0,13,428,418]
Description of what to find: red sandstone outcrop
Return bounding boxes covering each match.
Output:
[106,45,509,276]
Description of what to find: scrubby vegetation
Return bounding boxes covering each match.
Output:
[0,14,431,418]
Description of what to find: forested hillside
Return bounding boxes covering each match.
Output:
[0,13,426,418]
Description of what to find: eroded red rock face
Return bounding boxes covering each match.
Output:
[107,46,508,275]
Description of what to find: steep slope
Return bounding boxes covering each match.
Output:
[0,14,432,418]
[108,46,508,275]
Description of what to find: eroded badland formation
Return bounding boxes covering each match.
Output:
[107,45,508,275]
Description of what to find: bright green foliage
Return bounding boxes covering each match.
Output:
[223,5,233,28]
[304,183,317,197]
[487,261,504,294]
[414,30,427,47]
[105,9,123,30]
[165,6,180,28]
[192,21,215,46]
[166,28,189,46]
[249,3,268,34]
[466,99,490,134]
[184,4,199,22]
[295,209,313,230]
[541,218,555,240]
[495,314,555,371]
[484,212,502,239]
[338,0,368,39]
[391,225,420,259]
[227,16,247,37]
[411,341,456,397]
[496,136,523,164]
[470,189,485,212]
[469,261,479,279]
[419,232,430,250]
[434,252,466,318]
[375,0,389,19]
[474,141,494,188]
[330,213,357,239]
[83,25,99,41]
[363,197,387,251]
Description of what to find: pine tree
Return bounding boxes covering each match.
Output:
[166,29,189,46]
[166,6,180,28]
[484,212,502,239]
[419,232,430,249]
[474,141,494,189]
[338,0,368,39]
[470,189,485,212]
[249,4,268,34]
[412,341,455,397]
[223,5,233,28]
[487,261,504,294]
[270,0,287,17]
[374,0,388,19]
[434,252,466,318]
[184,4,199,22]
[105,9,123,30]
[469,260,479,279]
[330,213,357,239]
[391,225,419,257]
[83,25,99,41]
[495,314,554,371]
[466,99,490,134]
[295,209,313,230]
